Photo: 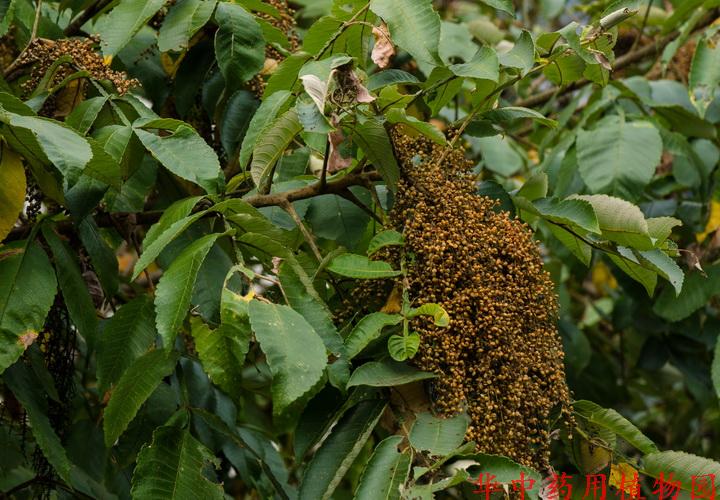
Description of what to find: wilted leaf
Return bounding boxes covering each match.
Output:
[371,23,395,68]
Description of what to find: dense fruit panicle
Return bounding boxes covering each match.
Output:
[18,36,136,117]
[391,131,572,469]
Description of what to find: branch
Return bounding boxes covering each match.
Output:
[5,172,383,242]
[2,0,43,77]
[64,0,113,36]
[241,171,381,207]
[514,12,716,109]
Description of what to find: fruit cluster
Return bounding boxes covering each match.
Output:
[342,131,573,469]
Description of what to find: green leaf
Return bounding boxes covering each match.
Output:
[609,249,658,296]
[4,362,73,483]
[646,217,682,245]
[643,451,720,493]
[460,453,541,494]
[713,337,720,401]
[41,226,98,349]
[355,436,411,500]
[264,52,312,98]
[250,108,303,194]
[158,0,218,52]
[516,172,548,202]
[191,408,292,498]
[278,262,344,355]
[548,223,592,265]
[96,0,166,56]
[134,119,222,194]
[353,117,401,191]
[653,266,720,322]
[296,95,333,133]
[220,90,259,158]
[409,412,469,456]
[347,359,437,387]
[690,36,720,114]
[131,417,224,500]
[482,106,557,129]
[0,146,25,242]
[248,300,327,415]
[367,230,405,256]
[559,21,597,64]
[146,196,202,244]
[388,333,420,361]
[449,46,499,81]
[574,400,658,455]
[570,194,653,250]
[133,210,206,280]
[533,197,600,234]
[0,242,57,374]
[544,53,586,85]
[155,233,223,348]
[190,316,246,401]
[103,349,178,447]
[216,275,253,365]
[386,108,446,145]
[344,312,403,359]
[369,0,441,66]
[238,90,292,169]
[499,30,534,74]
[78,218,119,296]
[96,296,157,394]
[327,254,401,279]
[65,96,107,135]
[214,2,265,84]
[638,249,684,296]
[408,303,450,327]
[4,114,92,178]
[479,0,515,16]
[576,116,662,199]
[367,70,420,91]
[299,399,386,500]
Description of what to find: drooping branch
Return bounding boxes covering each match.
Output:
[5,171,383,242]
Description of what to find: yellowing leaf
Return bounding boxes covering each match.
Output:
[160,52,184,77]
[227,289,255,303]
[380,286,403,314]
[697,200,720,242]
[103,55,113,66]
[0,147,27,242]
[609,462,639,495]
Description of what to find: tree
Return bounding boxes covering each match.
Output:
[0,0,719,498]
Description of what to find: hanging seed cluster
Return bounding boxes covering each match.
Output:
[345,131,573,469]
[19,37,137,98]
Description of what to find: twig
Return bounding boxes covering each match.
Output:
[631,0,654,52]
[281,199,323,262]
[338,187,384,224]
[64,0,113,36]
[2,0,43,77]
[320,137,330,191]
[315,3,371,60]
